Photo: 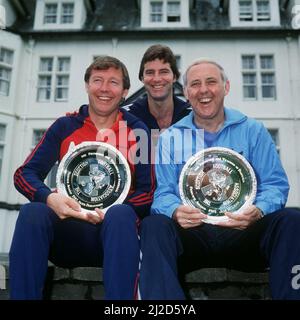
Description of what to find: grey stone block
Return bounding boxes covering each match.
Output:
[227,270,269,283]
[208,285,244,300]
[185,268,228,283]
[50,283,88,300]
[72,267,103,282]
[91,284,105,300]
[52,267,70,281]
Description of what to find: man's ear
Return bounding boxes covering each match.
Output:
[224,80,230,96]
[122,89,129,99]
[85,82,89,93]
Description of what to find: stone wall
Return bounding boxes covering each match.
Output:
[0,253,270,300]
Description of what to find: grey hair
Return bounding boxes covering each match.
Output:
[182,58,228,87]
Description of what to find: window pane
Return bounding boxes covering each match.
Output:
[260,55,274,69]
[44,3,58,24]
[55,75,69,100]
[0,80,9,96]
[61,3,74,24]
[39,58,53,72]
[0,48,14,65]
[243,73,257,98]
[57,57,70,72]
[0,67,11,96]
[268,129,280,154]
[167,1,180,22]
[261,73,274,84]
[32,129,46,147]
[37,75,52,101]
[150,2,163,22]
[0,124,6,142]
[257,0,270,21]
[262,86,275,98]
[239,0,253,21]
[243,73,256,84]
[242,55,256,69]
[261,73,275,98]
[38,75,52,86]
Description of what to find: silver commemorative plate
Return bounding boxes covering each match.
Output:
[56,141,131,213]
[179,147,257,224]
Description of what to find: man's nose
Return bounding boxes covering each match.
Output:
[199,83,208,93]
[99,81,109,91]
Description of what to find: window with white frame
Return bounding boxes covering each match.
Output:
[37,56,70,102]
[55,57,70,101]
[61,3,74,24]
[241,54,276,100]
[256,0,270,21]
[32,129,58,189]
[268,128,280,155]
[43,2,74,25]
[146,0,189,26]
[0,47,14,96]
[167,1,181,22]
[44,3,58,24]
[0,124,6,182]
[238,0,270,22]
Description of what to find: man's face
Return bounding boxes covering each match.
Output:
[184,63,229,121]
[142,59,176,102]
[85,67,128,118]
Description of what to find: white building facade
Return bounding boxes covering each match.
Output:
[0,0,299,252]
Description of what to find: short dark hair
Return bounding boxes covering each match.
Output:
[84,56,130,90]
[138,44,180,81]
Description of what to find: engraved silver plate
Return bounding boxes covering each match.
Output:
[179,147,257,224]
[56,141,131,213]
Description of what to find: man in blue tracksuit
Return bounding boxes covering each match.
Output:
[138,59,300,299]
[10,56,154,300]
[123,44,191,133]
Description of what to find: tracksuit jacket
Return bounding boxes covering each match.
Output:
[123,95,191,130]
[152,107,290,217]
[14,104,154,218]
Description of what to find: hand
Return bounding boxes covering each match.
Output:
[173,205,207,229]
[215,205,263,230]
[46,193,104,224]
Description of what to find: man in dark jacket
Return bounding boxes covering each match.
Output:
[124,44,190,136]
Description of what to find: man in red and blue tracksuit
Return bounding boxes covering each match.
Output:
[10,56,154,300]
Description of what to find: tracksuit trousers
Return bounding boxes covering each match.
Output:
[9,203,140,300]
[139,209,300,300]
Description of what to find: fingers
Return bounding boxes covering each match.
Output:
[174,205,207,228]
[66,197,81,212]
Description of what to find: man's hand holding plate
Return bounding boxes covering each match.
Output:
[173,204,208,229]
[215,205,263,230]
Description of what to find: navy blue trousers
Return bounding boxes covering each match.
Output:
[9,203,140,300]
[139,209,300,300]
